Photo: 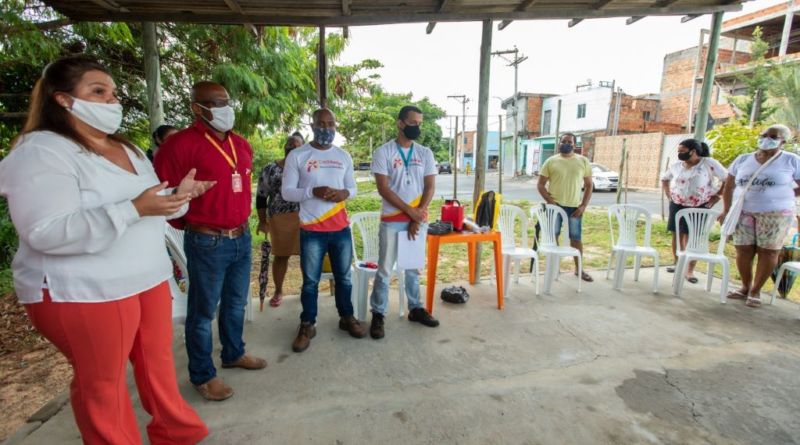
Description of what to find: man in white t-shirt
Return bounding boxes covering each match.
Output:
[369,106,439,339]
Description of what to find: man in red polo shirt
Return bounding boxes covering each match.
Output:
[155,81,266,402]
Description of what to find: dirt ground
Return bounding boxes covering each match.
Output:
[0,291,71,441]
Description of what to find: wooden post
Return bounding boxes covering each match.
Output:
[454,115,459,198]
[474,19,492,283]
[498,114,503,194]
[694,12,724,140]
[616,138,627,204]
[142,22,163,135]
[317,26,328,108]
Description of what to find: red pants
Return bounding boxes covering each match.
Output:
[26,282,208,445]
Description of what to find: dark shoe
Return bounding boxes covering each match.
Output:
[194,377,233,401]
[221,354,267,370]
[666,266,676,273]
[370,312,385,339]
[408,307,439,327]
[292,322,316,353]
[338,315,367,338]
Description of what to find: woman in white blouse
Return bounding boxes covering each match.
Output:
[0,56,213,444]
[721,124,800,308]
[661,139,727,283]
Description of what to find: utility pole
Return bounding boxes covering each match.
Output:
[448,95,469,198]
[453,115,459,198]
[694,12,724,140]
[492,46,528,176]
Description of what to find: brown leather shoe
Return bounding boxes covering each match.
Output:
[292,322,316,353]
[194,377,233,401]
[221,354,267,370]
[338,315,367,338]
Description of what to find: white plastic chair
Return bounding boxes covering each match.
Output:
[771,261,800,305]
[165,224,254,324]
[350,212,405,320]
[497,205,539,296]
[531,204,582,294]
[671,208,729,302]
[606,204,660,293]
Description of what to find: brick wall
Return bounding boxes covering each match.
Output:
[658,45,750,130]
[457,131,476,154]
[525,96,545,137]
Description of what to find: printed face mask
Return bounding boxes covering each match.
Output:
[559,143,574,154]
[758,136,781,150]
[198,104,235,132]
[313,127,336,146]
[68,96,123,134]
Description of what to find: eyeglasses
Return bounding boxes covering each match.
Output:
[197,98,236,108]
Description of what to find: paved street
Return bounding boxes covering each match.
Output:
[434,172,675,217]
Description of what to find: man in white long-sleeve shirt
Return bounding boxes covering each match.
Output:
[282,108,366,352]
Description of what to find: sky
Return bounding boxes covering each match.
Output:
[337,0,783,133]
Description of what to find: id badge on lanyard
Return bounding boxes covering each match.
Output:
[205,133,243,193]
[231,172,243,193]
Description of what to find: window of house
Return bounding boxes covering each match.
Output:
[577,104,586,119]
[542,110,552,135]
[643,111,651,122]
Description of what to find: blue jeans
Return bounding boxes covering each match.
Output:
[554,205,583,241]
[184,230,251,385]
[299,228,354,324]
[370,222,423,315]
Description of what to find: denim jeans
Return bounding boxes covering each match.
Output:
[369,221,423,315]
[184,229,251,385]
[554,205,583,241]
[299,228,354,324]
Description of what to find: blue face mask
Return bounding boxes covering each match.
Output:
[313,127,336,146]
[559,143,574,154]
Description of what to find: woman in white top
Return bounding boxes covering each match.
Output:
[0,56,214,444]
[721,124,800,308]
[661,139,727,283]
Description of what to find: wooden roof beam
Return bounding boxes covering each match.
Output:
[223,0,258,37]
[88,0,128,13]
[426,0,450,34]
[626,16,644,25]
[682,14,702,23]
[653,0,679,7]
[567,0,612,27]
[498,0,539,31]
[568,18,584,27]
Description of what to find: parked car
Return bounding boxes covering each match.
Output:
[590,163,619,191]
[438,162,452,174]
[357,162,371,171]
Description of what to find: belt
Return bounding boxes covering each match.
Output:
[185,223,248,239]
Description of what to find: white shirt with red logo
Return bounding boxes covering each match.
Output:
[281,143,357,231]
[371,140,437,222]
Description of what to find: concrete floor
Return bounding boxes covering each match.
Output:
[14,268,800,445]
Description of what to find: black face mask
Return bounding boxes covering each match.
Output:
[559,143,574,154]
[403,125,421,140]
[677,151,692,161]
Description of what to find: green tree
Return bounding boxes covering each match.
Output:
[708,119,763,167]
[767,64,800,135]
[729,26,776,124]
[336,88,446,163]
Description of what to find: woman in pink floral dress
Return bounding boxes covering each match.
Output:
[661,139,727,283]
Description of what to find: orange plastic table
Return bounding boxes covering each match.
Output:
[425,231,504,314]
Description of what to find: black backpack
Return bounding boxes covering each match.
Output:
[475,191,497,228]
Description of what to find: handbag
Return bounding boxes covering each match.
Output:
[721,151,782,236]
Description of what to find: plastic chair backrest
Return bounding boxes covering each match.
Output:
[165,225,184,251]
[350,211,381,263]
[608,204,652,248]
[498,205,528,250]
[532,204,568,248]
[675,208,720,255]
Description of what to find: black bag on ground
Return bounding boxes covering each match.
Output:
[441,286,469,304]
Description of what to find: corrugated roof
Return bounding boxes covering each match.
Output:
[42,0,747,26]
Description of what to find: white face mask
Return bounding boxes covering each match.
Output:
[198,104,235,132]
[68,96,123,134]
[758,136,782,150]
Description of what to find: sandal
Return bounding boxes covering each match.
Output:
[686,275,699,284]
[578,271,594,282]
[726,289,749,300]
[666,266,676,273]
[269,293,283,308]
[745,295,762,308]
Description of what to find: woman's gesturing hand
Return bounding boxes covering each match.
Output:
[177,168,217,198]
[133,182,191,217]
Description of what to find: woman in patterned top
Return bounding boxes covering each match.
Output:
[256,134,303,307]
[661,138,727,283]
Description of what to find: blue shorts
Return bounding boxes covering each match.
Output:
[554,205,583,242]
